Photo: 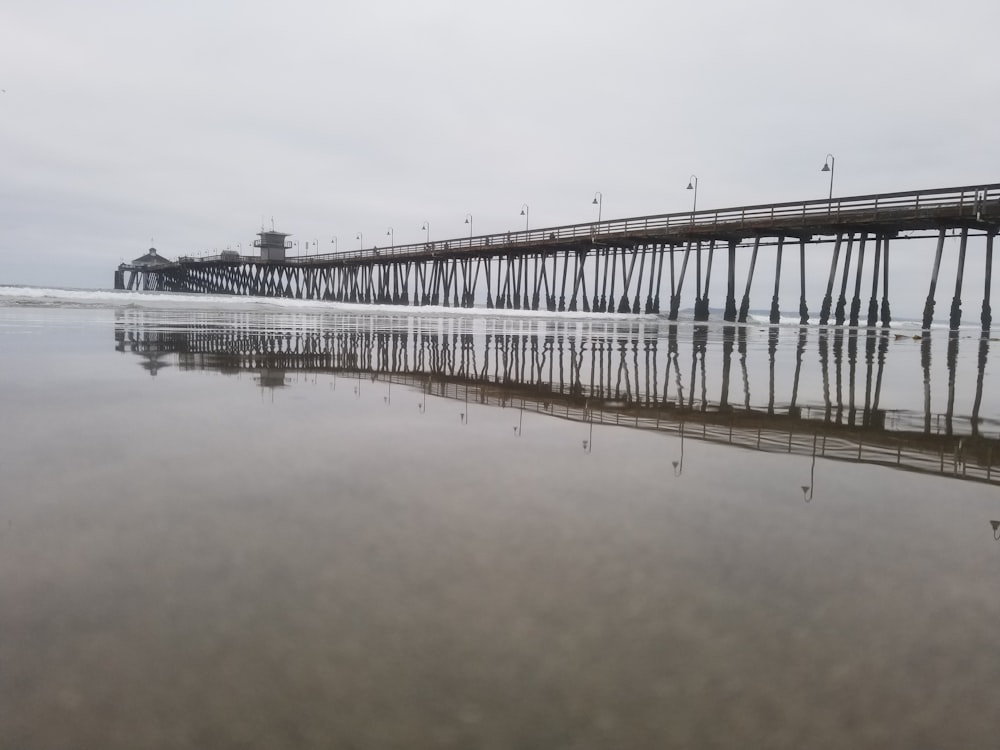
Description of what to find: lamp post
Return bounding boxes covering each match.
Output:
[592,191,603,222]
[330,235,338,252]
[520,203,530,231]
[356,232,363,250]
[821,154,835,202]
[313,238,319,255]
[386,227,394,249]
[422,221,430,244]
[686,175,698,218]
[293,240,300,256]
[464,213,473,239]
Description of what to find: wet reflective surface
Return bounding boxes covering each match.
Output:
[2,303,1000,748]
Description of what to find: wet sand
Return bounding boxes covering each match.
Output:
[1,305,999,748]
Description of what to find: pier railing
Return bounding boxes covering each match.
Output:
[179,183,999,267]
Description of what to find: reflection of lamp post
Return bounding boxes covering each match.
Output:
[356,232,363,250]
[801,433,818,502]
[686,175,698,219]
[991,520,1000,540]
[383,381,391,405]
[821,154,835,201]
[520,203,530,231]
[422,221,430,243]
[513,404,524,436]
[672,422,685,476]
[386,227,394,249]
[582,417,593,453]
[418,378,429,412]
[592,191,603,222]
[464,213,473,239]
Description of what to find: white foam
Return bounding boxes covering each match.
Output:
[0,285,641,320]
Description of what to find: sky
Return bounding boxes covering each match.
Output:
[2,0,999,314]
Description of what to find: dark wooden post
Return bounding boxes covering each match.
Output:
[798,238,809,325]
[738,237,760,323]
[949,228,968,330]
[820,233,843,325]
[982,232,994,331]
[835,234,854,326]
[867,236,882,327]
[724,240,738,322]
[880,238,891,327]
[922,228,946,330]
[769,235,785,324]
[849,233,868,327]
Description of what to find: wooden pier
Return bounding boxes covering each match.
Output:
[115,183,1000,330]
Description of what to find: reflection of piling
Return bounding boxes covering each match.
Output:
[922,333,933,433]
[946,331,959,434]
[115,312,1000,484]
[972,334,990,436]
[819,327,832,421]
[720,325,735,409]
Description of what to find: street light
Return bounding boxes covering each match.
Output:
[686,175,698,217]
[520,203,530,231]
[821,154,835,201]
[313,238,319,255]
[464,213,473,239]
[422,221,430,243]
[330,235,338,252]
[356,232,363,249]
[386,227,394,248]
[592,191,603,222]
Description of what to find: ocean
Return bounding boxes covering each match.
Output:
[2,286,998,748]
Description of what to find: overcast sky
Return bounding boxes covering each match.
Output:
[2,0,999,310]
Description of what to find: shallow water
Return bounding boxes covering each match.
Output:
[2,295,999,749]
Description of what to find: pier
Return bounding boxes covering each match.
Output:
[115,183,1000,330]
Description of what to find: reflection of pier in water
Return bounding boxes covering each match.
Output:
[115,312,1000,485]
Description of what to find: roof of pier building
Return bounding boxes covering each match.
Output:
[129,247,175,267]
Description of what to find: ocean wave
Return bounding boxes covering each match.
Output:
[0,286,991,332]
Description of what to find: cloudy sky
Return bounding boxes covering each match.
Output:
[2,0,999,306]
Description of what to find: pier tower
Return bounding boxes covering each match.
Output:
[255,230,291,261]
